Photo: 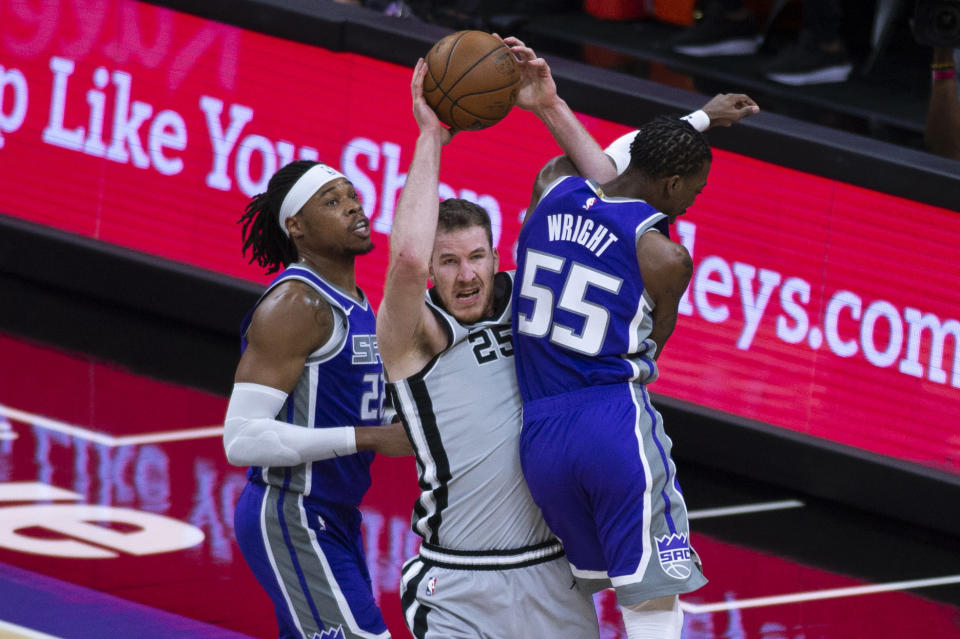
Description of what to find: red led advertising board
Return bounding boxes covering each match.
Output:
[0,0,957,476]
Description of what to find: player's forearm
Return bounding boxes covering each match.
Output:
[223,383,358,467]
[533,97,617,183]
[390,130,445,268]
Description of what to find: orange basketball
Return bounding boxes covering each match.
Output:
[423,30,521,131]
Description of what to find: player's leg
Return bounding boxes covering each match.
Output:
[504,557,600,639]
[237,482,389,639]
[285,497,390,639]
[234,481,304,639]
[620,595,683,639]
[518,409,610,587]
[401,555,599,639]
[400,558,488,639]
[591,385,703,635]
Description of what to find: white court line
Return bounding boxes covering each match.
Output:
[680,574,960,614]
[0,619,65,639]
[0,404,223,447]
[688,499,805,520]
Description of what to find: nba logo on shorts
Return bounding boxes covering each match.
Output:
[656,533,692,579]
[426,576,437,596]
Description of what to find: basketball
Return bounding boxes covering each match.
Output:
[423,30,521,131]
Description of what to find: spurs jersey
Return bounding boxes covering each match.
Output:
[512,176,667,402]
[387,272,555,551]
[240,264,384,506]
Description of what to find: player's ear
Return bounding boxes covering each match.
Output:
[492,247,499,272]
[662,174,682,202]
[285,213,303,239]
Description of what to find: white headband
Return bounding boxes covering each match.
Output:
[278,163,348,236]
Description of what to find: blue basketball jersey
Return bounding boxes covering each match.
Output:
[511,176,668,402]
[240,264,384,506]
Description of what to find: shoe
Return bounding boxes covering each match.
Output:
[672,12,763,57]
[764,34,853,85]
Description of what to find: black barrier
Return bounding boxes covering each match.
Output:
[139,0,960,212]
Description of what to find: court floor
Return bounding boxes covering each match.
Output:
[1,332,958,638]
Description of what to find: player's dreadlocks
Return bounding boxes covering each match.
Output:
[238,160,317,274]
[629,115,712,179]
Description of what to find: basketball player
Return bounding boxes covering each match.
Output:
[224,160,412,639]
[376,39,616,638]
[511,107,754,639]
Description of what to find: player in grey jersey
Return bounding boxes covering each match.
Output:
[376,38,614,638]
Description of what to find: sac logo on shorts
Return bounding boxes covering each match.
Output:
[655,533,692,579]
[313,626,345,639]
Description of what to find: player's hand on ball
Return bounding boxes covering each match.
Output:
[412,58,456,145]
[502,36,559,113]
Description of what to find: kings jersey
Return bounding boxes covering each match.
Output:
[240,264,384,506]
[511,176,669,402]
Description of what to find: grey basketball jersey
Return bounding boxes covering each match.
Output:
[387,271,555,552]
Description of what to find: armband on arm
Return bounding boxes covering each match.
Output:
[604,109,711,176]
[223,383,357,467]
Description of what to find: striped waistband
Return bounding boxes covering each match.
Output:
[418,540,565,570]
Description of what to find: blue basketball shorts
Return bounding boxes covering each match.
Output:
[234,480,389,639]
[519,383,707,606]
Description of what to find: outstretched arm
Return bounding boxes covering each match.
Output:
[502,36,619,214]
[376,58,452,381]
[603,93,760,174]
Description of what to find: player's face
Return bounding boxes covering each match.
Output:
[289,178,374,256]
[665,160,710,224]
[430,225,499,324]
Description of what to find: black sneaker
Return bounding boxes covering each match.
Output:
[764,34,853,85]
[672,12,762,57]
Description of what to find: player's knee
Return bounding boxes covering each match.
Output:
[620,595,682,639]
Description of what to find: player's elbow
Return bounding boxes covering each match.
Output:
[388,252,431,284]
[665,244,693,288]
[668,243,693,272]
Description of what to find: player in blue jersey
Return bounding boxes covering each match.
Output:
[225,161,411,639]
[512,107,757,638]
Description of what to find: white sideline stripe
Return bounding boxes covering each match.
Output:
[0,405,223,447]
[680,574,960,614]
[688,499,805,520]
[0,619,66,639]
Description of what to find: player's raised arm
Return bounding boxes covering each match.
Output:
[503,36,618,213]
[376,59,452,381]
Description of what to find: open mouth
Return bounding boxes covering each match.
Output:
[455,287,480,304]
[351,219,370,238]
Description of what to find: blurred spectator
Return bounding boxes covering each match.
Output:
[925,47,960,159]
[673,0,853,86]
[332,0,416,16]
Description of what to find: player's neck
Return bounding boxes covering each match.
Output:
[603,170,656,202]
[296,254,361,300]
